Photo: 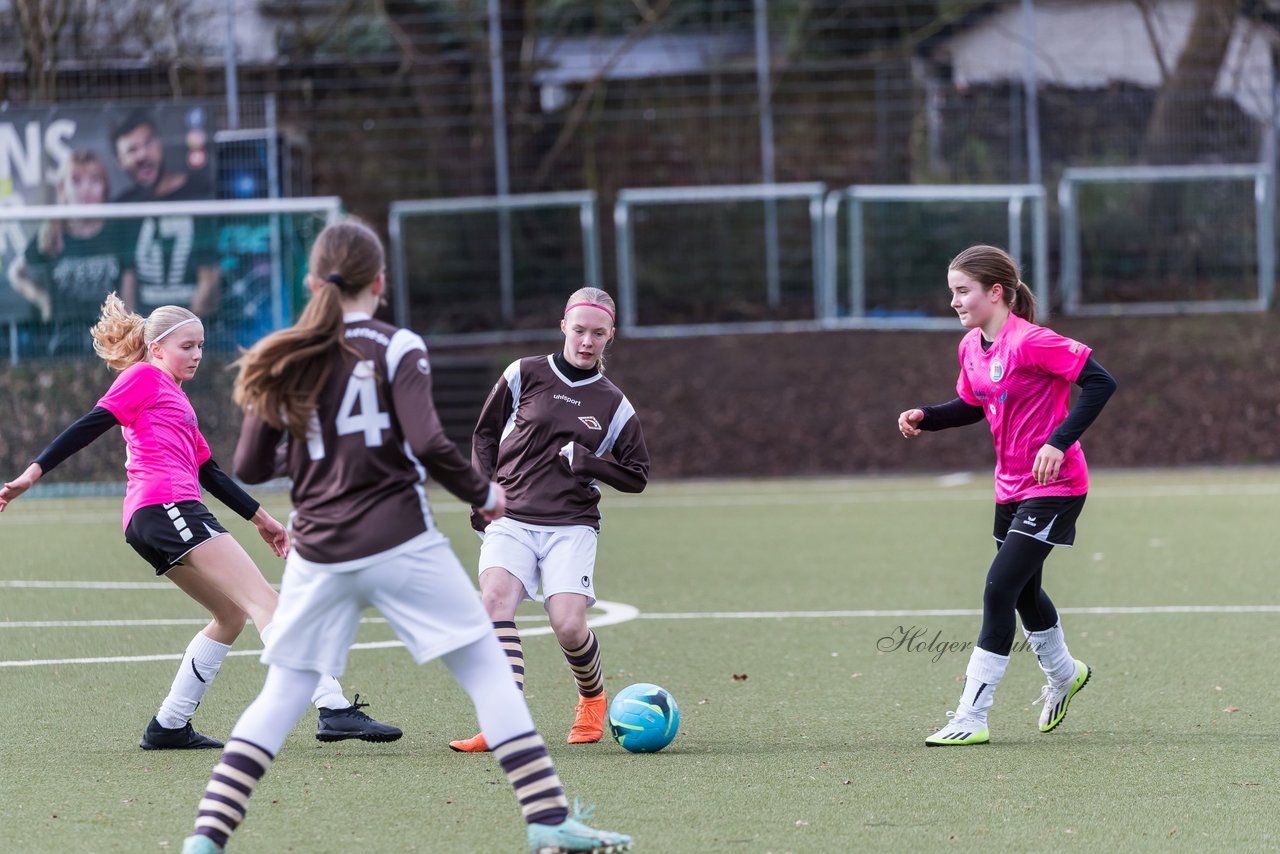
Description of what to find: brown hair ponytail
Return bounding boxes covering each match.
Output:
[948,244,1036,325]
[233,219,385,438]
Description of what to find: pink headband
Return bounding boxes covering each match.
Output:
[564,301,615,322]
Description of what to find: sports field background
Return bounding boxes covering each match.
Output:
[1,469,1275,852]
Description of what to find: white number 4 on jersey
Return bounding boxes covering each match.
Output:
[307,360,390,460]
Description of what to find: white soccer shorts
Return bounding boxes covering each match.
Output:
[262,530,491,676]
[478,517,599,607]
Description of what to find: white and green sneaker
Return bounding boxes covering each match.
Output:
[1035,659,1091,733]
[924,711,990,747]
[528,802,632,853]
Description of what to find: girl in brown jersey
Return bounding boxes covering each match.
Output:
[180,222,631,854]
[450,287,650,754]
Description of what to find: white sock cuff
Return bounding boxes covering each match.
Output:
[188,632,233,663]
[311,674,348,711]
[258,621,276,645]
[1025,622,1066,654]
[967,647,1011,684]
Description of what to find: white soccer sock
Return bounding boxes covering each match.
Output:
[257,621,349,710]
[311,675,349,711]
[231,664,322,755]
[443,635,537,747]
[956,647,1010,723]
[1023,622,1077,686]
[156,632,232,729]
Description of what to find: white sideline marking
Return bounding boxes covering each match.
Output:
[0,600,640,668]
[0,616,557,629]
[1,580,182,589]
[638,605,1280,620]
[3,602,1277,667]
[7,479,1280,525]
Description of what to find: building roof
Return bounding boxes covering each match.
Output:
[917,0,1280,120]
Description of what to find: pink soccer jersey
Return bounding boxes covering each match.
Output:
[96,362,211,530]
[955,314,1092,503]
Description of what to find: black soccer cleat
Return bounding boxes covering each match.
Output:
[139,716,225,750]
[316,694,403,743]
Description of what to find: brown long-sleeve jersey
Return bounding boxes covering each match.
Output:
[473,355,649,531]
[235,314,490,566]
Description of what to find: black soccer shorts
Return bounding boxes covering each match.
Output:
[125,500,229,575]
[993,494,1087,548]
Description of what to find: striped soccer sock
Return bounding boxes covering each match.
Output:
[493,620,526,691]
[193,738,274,847]
[560,630,603,698]
[492,732,569,826]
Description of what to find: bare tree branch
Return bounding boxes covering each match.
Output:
[1133,0,1171,82]
[531,0,675,187]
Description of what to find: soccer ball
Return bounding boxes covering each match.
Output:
[608,683,680,753]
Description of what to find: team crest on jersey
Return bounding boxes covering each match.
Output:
[989,359,1004,382]
[578,416,602,430]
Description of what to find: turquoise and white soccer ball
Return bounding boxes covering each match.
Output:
[608,683,679,753]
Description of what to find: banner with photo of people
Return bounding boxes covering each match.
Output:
[0,102,216,353]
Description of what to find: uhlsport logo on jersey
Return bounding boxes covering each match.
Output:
[989,359,1004,382]
[578,416,602,430]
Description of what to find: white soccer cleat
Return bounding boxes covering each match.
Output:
[924,711,990,747]
[1034,659,1092,733]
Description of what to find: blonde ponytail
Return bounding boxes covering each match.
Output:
[91,293,147,372]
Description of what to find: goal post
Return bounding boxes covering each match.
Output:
[388,192,601,345]
[1058,164,1274,315]
[613,183,827,336]
[827,184,1049,324]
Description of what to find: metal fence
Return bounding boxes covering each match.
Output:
[5,1,1280,342]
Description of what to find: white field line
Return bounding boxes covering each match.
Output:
[0,600,639,668]
[637,605,1280,619]
[3,602,1277,668]
[6,479,1280,526]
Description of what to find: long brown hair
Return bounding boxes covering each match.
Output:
[233,218,385,438]
[948,244,1037,324]
[91,292,198,373]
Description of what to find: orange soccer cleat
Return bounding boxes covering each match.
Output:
[567,694,607,744]
[448,732,490,753]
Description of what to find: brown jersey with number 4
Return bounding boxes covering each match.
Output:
[235,313,490,566]
[473,354,649,531]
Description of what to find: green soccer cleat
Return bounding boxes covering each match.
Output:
[1035,659,1091,733]
[181,835,224,854]
[528,801,632,853]
[924,712,990,747]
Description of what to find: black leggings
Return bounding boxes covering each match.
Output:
[977,534,1059,655]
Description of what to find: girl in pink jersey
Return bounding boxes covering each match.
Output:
[448,287,650,755]
[0,293,398,750]
[179,220,630,854]
[897,244,1116,747]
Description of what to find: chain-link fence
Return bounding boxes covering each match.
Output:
[4,0,1279,341]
